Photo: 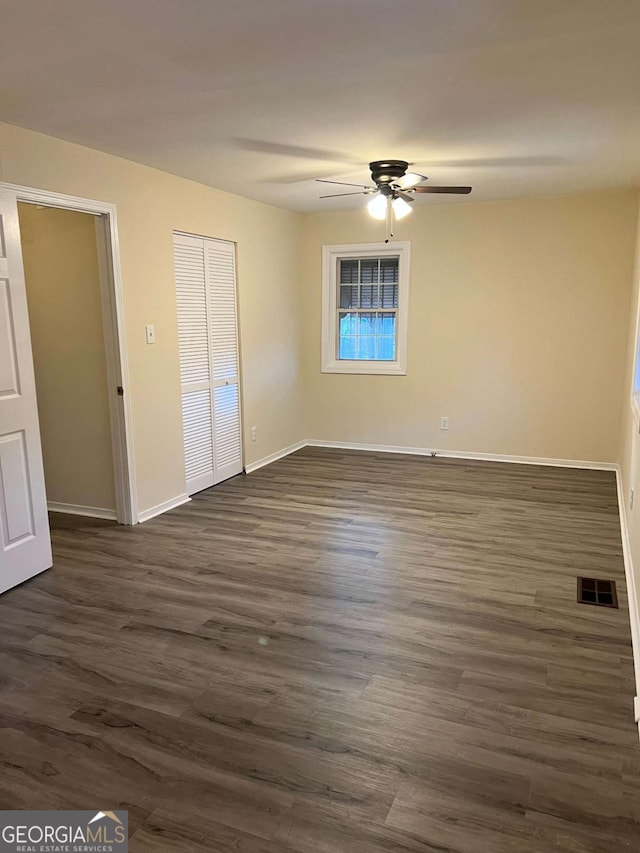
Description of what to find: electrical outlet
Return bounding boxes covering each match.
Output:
[250,426,257,442]
[440,416,450,431]
[631,488,635,511]
[145,324,156,344]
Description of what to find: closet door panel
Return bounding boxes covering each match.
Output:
[205,239,243,484]
[207,241,239,382]
[175,245,209,386]
[175,233,243,494]
[181,388,214,494]
[174,234,214,495]
[213,383,242,483]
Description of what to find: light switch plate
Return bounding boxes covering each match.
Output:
[145,324,156,344]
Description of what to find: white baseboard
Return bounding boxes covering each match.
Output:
[614,467,640,740]
[47,501,117,521]
[245,440,306,474]
[305,439,617,471]
[242,437,617,474]
[137,493,191,524]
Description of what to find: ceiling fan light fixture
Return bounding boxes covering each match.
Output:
[367,193,388,220]
[392,196,412,219]
[396,172,425,189]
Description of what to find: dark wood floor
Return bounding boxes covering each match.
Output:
[1,447,639,851]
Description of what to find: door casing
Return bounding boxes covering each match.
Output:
[0,182,137,526]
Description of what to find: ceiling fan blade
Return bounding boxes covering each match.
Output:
[412,186,472,194]
[263,168,363,184]
[395,172,427,190]
[418,155,564,168]
[316,179,372,189]
[232,138,358,164]
[395,189,415,203]
[319,191,369,198]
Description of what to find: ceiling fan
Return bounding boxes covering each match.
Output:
[317,159,472,222]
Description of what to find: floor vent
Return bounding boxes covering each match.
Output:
[577,577,618,608]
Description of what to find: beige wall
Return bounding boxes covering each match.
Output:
[2,119,637,523]
[300,191,638,462]
[618,196,640,690]
[0,121,305,516]
[18,203,116,511]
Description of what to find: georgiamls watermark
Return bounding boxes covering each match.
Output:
[0,811,128,852]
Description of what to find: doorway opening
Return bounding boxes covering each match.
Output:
[18,202,119,520]
[2,182,136,530]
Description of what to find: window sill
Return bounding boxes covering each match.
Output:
[322,360,406,376]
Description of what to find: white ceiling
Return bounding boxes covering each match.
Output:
[2,0,640,212]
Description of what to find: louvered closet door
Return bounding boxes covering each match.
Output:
[175,233,215,494]
[205,239,243,484]
[174,233,243,496]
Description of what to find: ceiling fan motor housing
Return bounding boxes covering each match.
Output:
[369,160,409,185]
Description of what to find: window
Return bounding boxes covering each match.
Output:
[633,313,640,424]
[322,241,410,375]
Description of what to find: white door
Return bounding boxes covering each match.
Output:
[174,233,243,495]
[0,188,52,593]
[175,233,215,494]
[205,238,243,485]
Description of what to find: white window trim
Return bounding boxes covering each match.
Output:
[321,241,410,375]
